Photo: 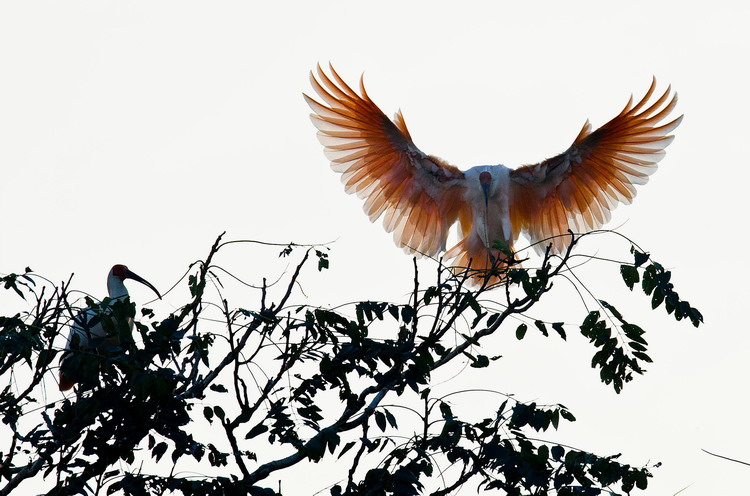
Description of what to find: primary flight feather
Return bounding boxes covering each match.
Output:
[304,64,681,283]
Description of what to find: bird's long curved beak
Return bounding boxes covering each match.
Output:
[481,182,490,209]
[125,269,162,299]
[479,171,492,210]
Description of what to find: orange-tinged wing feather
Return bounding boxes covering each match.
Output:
[305,64,469,257]
[509,78,682,253]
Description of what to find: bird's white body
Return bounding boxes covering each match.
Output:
[65,274,129,352]
[462,165,512,249]
[63,313,114,361]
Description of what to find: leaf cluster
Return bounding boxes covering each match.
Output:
[0,233,701,495]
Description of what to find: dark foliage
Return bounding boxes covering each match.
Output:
[0,232,701,495]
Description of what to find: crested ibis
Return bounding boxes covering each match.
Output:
[305,64,682,283]
[58,264,161,391]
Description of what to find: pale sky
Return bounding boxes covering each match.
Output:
[1,1,748,494]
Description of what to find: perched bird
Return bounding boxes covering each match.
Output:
[305,64,681,283]
[58,264,161,391]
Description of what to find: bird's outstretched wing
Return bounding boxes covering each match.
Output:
[509,79,682,253]
[305,64,470,257]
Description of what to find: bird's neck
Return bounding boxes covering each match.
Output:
[107,278,129,299]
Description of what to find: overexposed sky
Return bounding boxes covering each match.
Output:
[1,1,748,494]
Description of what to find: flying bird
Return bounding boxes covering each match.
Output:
[58,264,161,391]
[304,64,681,283]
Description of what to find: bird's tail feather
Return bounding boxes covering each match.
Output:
[58,370,76,391]
[58,352,79,391]
[444,233,516,286]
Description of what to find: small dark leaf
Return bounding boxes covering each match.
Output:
[152,442,168,462]
[599,300,623,321]
[439,401,454,419]
[388,305,400,320]
[551,410,560,429]
[537,444,549,461]
[620,265,639,290]
[338,441,356,459]
[534,320,548,337]
[632,351,653,363]
[551,445,565,461]
[689,307,704,328]
[560,409,576,422]
[401,305,415,324]
[552,322,566,340]
[279,244,293,257]
[315,250,329,271]
[384,409,398,429]
[464,293,482,317]
[203,406,214,424]
[470,354,490,368]
[516,323,528,340]
[214,406,225,421]
[245,423,269,440]
[629,341,647,352]
[581,311,600,335]
[423,286,440,305]
[651,287,665,309]
[632,248,650,267]
[374,410,387,431]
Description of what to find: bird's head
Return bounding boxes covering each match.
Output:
[110,264,162,299]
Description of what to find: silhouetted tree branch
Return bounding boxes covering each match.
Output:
[0,231,702,495]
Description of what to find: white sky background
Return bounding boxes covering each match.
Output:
[0,1,748,494]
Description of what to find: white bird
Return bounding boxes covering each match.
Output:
[58,264,161,391]
[304,64,682,283]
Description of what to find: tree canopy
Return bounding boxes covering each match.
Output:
[0,231,701,495]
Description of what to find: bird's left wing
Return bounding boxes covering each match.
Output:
[509,79,682,253]
[305,64,470,257]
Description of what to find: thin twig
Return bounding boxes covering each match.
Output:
[702,448,750,467]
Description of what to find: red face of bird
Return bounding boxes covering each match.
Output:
[110,264,162,299]
[479,171,492,208]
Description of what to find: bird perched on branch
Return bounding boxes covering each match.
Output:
[304,64,681,283]
[58,264,161,391]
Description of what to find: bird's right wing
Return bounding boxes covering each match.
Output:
[305,64,470,257]
[509,79,681,253]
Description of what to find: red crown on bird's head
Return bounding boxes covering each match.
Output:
[111,264,129,278]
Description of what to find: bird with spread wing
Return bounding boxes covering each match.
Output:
[304,64,681,284]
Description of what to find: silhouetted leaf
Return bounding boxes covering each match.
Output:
[632,352,652,363]
[620,265,639,290]
[245,423,269,440]
[214,406,225,422]
[534,320,548,337]
[552,322,566,340]
[316,250,329,271]
[338,441,356,459]
[470,354,490,368]
[631,247,649,268]
[374,410,387,431]
[152,441,168,462]
[516,323,528,340]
